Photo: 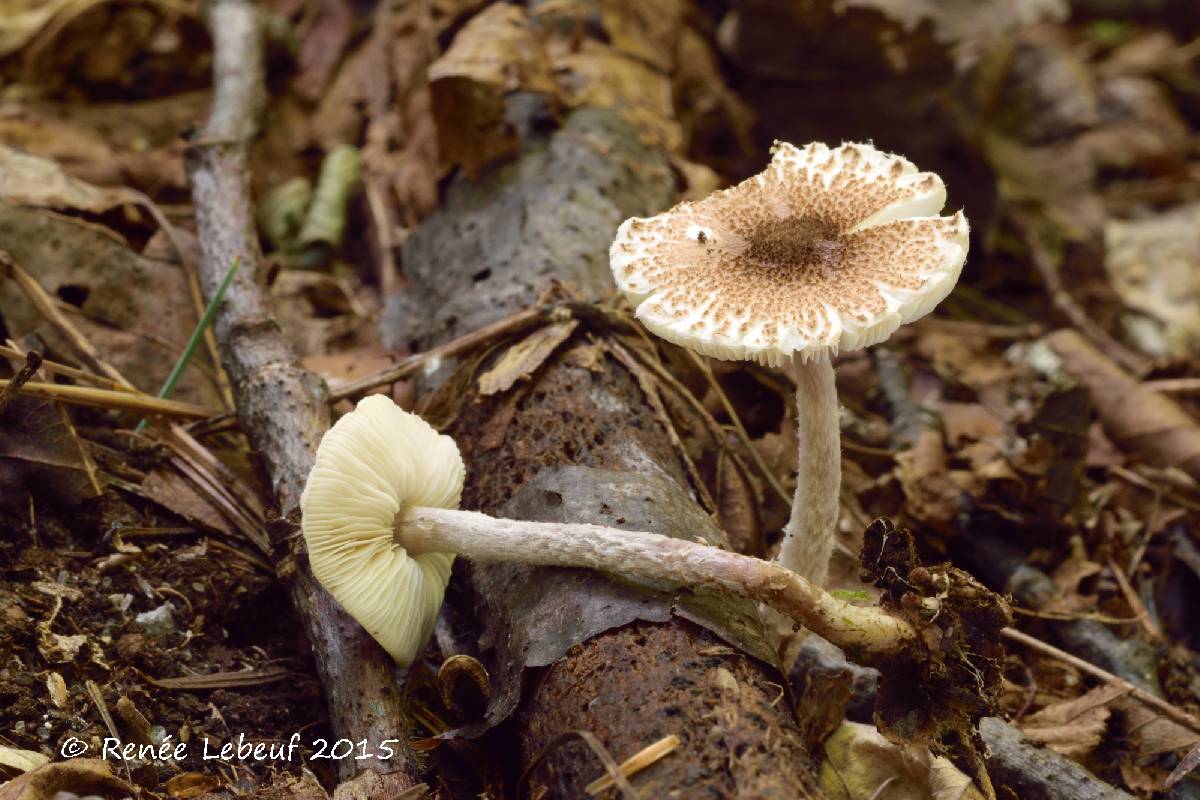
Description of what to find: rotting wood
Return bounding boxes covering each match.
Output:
[184,0,417,787]
[395,107,823,798]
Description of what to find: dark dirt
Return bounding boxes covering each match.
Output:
[0,478,331,789]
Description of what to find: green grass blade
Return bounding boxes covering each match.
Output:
[135,256,240,432]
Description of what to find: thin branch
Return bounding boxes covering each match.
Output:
[0,379,216,418]
[0,350,41,416]
[1002,627,1200,738]
[186,0,417,784]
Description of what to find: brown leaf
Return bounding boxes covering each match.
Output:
[139,468,235,536]
[0,759,131,800]
[549,39,681,151]
[1104,202,1200,358]
[1018,684,1124,760]
[819,721,986,800]
[716,451,762,557]
[894,429,963,526]
[0,143,132,213]
[478,320,578,396]
[0,396,98,507]
[0,747,48,781]
[0,204,222,407]
[428,3,556,174]
[938,402,1005,447]
[165,772,221,799]
[1048,329,1200,481]
[293,0,354,101]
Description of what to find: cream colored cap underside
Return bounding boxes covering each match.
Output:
[610,141,970,366]
[300,394,465,665]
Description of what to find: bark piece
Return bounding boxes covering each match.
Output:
[980,717,1134,800]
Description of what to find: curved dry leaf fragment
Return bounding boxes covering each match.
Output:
[1047,329,1200,482]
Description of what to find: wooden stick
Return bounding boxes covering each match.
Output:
[585,734,680,795]
[0,343,132,392]
[0,379,216,418]
[1002,627,1200,737]
[185,0,417,784]
[0,350,41,416]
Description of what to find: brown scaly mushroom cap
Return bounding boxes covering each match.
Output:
[610,141,969,367]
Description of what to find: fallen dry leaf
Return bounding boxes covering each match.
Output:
[894,429,963,527]
[1018,683,1125,760]
[428,2,556,174]
[1104,202,1200,358]
[0,143,134,214]
[819,720,985,800]
[0,759,131,800]
[0,746,48,780]
[0,204,220,406]
[164,771,221,799]
[716,450,762,557]
[1048,329,1200,482]
[477,320,578,396]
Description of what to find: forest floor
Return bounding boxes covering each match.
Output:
[2,1,1200,799]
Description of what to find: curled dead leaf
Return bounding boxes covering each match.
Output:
[819,721,986,800]
[1048,329,1200,482]
[477,320,578,396]
[1017,683,1125,760]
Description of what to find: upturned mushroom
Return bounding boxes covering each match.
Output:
[609,141,969,588]
[301,395,915,666]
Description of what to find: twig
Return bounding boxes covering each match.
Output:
[1001,627,1200,737]
[0,380,216,418]
[1142,378,1200,393]
[0,250,135,390]
[0,349,41,416]
[585,734,680,795]
[0,343,131,392]
[185,0,416,783]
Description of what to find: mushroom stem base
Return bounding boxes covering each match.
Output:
[396,505,913,657]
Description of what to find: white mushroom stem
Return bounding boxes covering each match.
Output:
[396,505,913,656]
[777,353,841,587]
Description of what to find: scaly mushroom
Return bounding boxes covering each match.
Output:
[301,395,914,666]
[609,141,969,588]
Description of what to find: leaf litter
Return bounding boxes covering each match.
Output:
[1,0,1199,798]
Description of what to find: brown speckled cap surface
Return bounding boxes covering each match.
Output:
[610,141,970,366]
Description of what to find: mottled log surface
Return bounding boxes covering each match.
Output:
[394,108,821,797]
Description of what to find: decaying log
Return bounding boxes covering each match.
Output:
[186,0,415,786]
[979,717,1135,800]
[391,108,822,797]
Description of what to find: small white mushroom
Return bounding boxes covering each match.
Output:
[301,396,915,663]
[609,140,969,591]
[300,394,461,665]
